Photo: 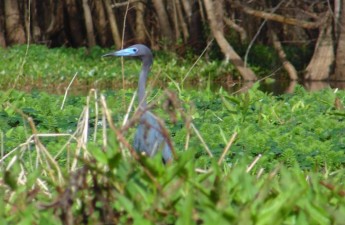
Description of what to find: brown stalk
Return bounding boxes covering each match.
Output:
[191,123,213,157]
[4,102,65,185]
[246,154,262,173]
[320,181,345,197]
[218,132,237,165]
[99,95,162,191]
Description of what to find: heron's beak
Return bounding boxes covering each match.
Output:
[102,52,116,57]
[102,48,136,57]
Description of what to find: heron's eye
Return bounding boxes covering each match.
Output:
[133,48,138,53]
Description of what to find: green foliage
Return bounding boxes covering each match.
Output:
[0,85,345,223]
[0,44,291,89]
[216,85,345,170]
[2,84,345,170]
[284,44,314,70]
[231,43,280,76]
[1,45,345,223]
[1,139,344,224]
[0,45,234,88]
[0,45,124,82]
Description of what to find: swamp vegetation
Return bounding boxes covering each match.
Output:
[0,45,345,224]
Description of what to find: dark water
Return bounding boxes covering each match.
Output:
[259,80,345,95]
[186,79,345,96]
[217,80,345,95]
[3,78,345,96]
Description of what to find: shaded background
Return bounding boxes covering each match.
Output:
[1,0,345,81]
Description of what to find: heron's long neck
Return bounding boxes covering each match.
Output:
[138,64,150,109]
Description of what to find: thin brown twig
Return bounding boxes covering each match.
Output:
[246,154,262,173]
[182,38,214,84]
[120,1,131,110]
[320,181,345,197]
[256,168,265,179]
[4,102,65,184]
[99,95,162,191]
[218,132,237,165]
[61,72,78,110]
[191,123,213,157]
[89,89,99,142]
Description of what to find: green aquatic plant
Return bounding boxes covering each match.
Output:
[0,44,239,91]
[1,84,345,170]
[1,44,345,223]
[0,85,345,224]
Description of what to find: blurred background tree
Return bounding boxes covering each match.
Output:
[0,0,344,80]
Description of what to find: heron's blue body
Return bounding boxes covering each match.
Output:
[103,44,173,163]
[134,111,173,162]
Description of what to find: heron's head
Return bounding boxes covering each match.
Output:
[103,44,153,66]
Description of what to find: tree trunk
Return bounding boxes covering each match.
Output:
[0,3,7,47]
[103,0,122,48]
[24,1,30,43]
[188,1,204,52]
[135,0,146,43]
[172,0,180,41]
[304,81,330,91]
[31,0,42,42]
[223,17,247,42]
[152,0,174,44]
[175,0,189,42]
[94,0,108,46]
[65,0,85,46]
[204,0,257,80]
[0,31,6,47]
[181,0,192,24]
[334,1,345,80]
[45,1,64,37]
[334,0,341,40]
[305,13,333,80]
[270,29,298,80]
[4,0,26,44]
[82,0,96,47]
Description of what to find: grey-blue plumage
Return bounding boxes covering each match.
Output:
[103,44,173,163]
[134,111,173,162]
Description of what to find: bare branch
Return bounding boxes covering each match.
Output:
[233,0,326,29]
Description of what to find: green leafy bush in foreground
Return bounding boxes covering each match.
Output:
[1,133,345,224]
[1,85,345,224]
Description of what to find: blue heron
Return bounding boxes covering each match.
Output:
[103,44,173,163]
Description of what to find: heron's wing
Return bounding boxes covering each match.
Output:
[134,121,162,156]
[133,112,172,162]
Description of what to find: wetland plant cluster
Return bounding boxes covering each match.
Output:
[0,45,344,224]
[0,85,345,224]
[0,45,240,88]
